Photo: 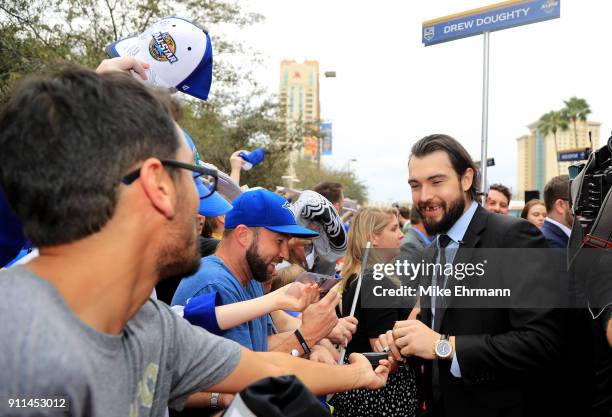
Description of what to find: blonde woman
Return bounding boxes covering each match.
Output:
[330,207,419,417]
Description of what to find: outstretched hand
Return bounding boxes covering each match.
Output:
[327,316,358,346]
[348,352,390,390]
[299,285,340,345]
[272,281,319,312]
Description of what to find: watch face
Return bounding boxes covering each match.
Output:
[436,340,452,358]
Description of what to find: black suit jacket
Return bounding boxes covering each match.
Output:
[418,205,566,417]
[540,219,569,249]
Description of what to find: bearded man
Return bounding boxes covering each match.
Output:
[380,134,569,417]
[172,189,342,356]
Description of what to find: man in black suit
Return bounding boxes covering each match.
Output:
[540,175,573,249]
[383,134,564,417]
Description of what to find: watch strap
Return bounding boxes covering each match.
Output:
[294,329,311,355]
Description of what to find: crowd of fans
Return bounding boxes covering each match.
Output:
[0,15,610,417]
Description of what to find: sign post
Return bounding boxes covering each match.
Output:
[422,0,560,196]
[481,31,490,194]
[558,147,590,162]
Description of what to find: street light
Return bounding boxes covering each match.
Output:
[344,158,357,173]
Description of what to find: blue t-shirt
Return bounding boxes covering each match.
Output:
[172,255,270,352]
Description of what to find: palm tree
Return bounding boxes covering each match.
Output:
[562,97,591,148]
[538,110,569,175]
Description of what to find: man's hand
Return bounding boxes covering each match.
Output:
[327,316,358,346]
[309,344,338,365]
[373,330,402,373]
[348,353,390,390]
[95,57,149,80]
[229,149,247,184]
[270,281,319,312]
[229,150,247,171]
[392,319,441,360]
[299,286,340,346]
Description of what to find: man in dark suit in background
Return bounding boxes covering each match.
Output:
[385,134,565,417]
[400,206,433,262]
[540,175,573,249]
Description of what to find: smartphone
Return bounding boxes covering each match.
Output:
[295,272,338,297]
[361,352,388,369]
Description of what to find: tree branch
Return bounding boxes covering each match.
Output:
[103,0,118,40]
[0,4,54,50]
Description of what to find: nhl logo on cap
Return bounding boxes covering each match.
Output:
[149,32,179,63]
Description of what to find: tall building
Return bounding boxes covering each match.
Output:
[279,60,320,158]
[516,119,600,200]
[279,60,320,125]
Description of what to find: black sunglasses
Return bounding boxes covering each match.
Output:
[121,159,218,199]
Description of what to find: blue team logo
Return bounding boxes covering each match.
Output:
[282,201,295,216]
[423,26,435,41]
[149,32,179,63]
[541,0,559,14]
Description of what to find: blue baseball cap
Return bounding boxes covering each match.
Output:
[225,189,319,238]
[181,129,232,217]
[0,188,26,267]
[196,178,232,217]
[239,148,266,168]
[106,16,213,101]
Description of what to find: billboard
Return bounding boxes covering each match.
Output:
[303,136,318,157]
[321,122,332,156]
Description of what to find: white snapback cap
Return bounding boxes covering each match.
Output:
[106,16,213,100]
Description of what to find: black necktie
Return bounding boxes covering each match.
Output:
[433,234,452,320]
[432,234,451,403]
[437,234,452,269]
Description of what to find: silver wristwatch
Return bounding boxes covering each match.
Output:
[434,334,453,359]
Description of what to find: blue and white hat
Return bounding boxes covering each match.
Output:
[106,16,213,101]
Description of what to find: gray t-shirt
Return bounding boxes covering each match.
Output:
[0,267,242,416]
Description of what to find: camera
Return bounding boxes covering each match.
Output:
[569,134,612,253]
[568,134,612,317]
[570,134,612,232]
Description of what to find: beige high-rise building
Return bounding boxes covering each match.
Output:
[279,60,320,125]
[279,60,320,159]
[516,119,600,200]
